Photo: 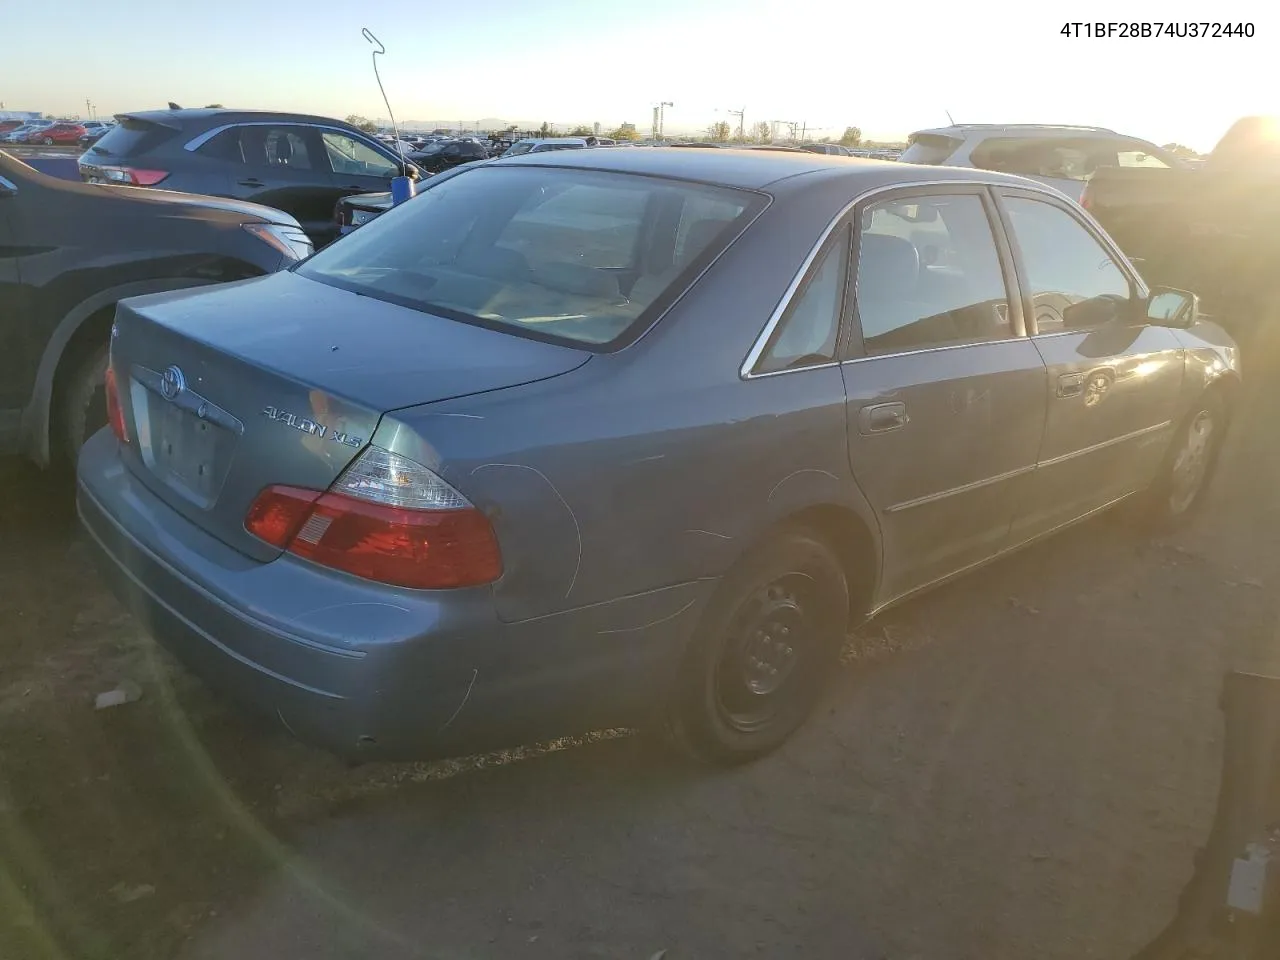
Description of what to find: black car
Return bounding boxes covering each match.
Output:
[407,138,490,172]
[77,108,422,246]
[0,150,310,466]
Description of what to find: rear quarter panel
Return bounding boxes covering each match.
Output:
[376,180,882,624]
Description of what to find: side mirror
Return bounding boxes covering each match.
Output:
[1146,286,1199,328]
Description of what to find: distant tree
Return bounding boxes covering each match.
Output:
[568,125,593,137]
[539,121,551,136]
[607,126,641,141]
[751,121,772,143]
[1162,142,1200,158]
[345,114,378,134]
[707,120,731,142]
[204,103,224,109]
[840,125,863,147]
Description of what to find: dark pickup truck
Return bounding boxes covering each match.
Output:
[1083,117,1280,328]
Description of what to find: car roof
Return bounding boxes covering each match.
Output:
[489,146,1038,192]
[912,123,1134,140]
[115,108,355,129]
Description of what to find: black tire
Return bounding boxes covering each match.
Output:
[1136,390,1228,530]
[58,342,109,466]
[42,137,53,145]
[664,529,849,765]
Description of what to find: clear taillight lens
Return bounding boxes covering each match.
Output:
[244,448,502,589]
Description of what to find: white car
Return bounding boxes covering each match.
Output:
[900,124,1179,202]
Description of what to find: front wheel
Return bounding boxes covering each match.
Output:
[664,530,849,765]
[1136,391,1227,529]
[57,342,109,466]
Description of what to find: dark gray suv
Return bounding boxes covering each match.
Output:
[77,108,421,245]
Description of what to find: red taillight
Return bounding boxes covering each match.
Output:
[244,450,503,589]
[104,365,129,444]
[243,485,323,548]
[99,165,169,186]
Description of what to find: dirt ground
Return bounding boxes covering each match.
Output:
[3,331,1280,960]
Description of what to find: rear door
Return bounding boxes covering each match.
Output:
[0,177,28,415]
[993,188,1184,541]
[841,186,1048,602]
[207,124,338,242]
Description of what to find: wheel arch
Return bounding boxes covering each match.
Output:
[21,278,220,466]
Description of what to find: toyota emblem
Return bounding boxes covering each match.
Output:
[160,365,186,402]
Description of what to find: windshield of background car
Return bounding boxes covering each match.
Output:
[900,133,961,164]
[503,141,535,156]
[297,166,761,348]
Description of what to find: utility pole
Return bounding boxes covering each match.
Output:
[725,107,744,141]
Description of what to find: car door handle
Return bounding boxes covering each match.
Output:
[859,402,909,435]
[237,178,265,187]
[1057,373,1086,398]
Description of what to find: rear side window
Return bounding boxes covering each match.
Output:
[755,227,850,374]
[1116,148,1170,168]
[87,118,174,157]
[855,194,1013,354]
[199,126,316,170]
[900,133,960,165]
[297,166,761,348]
[970,137,1118,181]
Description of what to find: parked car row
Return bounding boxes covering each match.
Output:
[0,118,114,145]
[44,145,1238,769]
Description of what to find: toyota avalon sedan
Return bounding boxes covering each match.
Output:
[77,149,1240,764]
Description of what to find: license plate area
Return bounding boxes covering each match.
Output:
[130,371,241,509]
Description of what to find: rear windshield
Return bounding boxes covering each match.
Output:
[900,133,961,165]
[297,166,761,348]
[86,118,174,157]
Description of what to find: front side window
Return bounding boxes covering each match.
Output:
[1003,196,1132,334]
[297,167,760,347]
[755,228,850,374]
[322,132,398,178]
[855,194,1013,354]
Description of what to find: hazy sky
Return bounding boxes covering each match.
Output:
[3,0,1272,150]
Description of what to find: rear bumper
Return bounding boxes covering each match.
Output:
[76,430,707,760]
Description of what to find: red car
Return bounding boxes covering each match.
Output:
[0,120,25,136]
[26,122,85,145]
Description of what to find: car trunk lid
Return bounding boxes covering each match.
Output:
[110,271,590,561]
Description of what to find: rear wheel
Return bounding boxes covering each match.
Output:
[42,137,53,145]
[664,530,849,765]
[58,342,109,466]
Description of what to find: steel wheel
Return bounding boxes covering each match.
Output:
[714,575,816,732]
[665,530,848,765]
[1168,407,1217,516]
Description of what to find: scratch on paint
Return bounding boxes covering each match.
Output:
[440,669,478,731]
[686,529,733,540]
[598,599,697,635]
[425,412,485,419]
[767,468,840,502]
[630,454,666,464]
[471,462,582,599]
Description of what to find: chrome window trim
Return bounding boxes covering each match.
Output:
[739,177,1076,380]
[841,335,1032,366]
[886,464,1036,513]
[182,122,402,167]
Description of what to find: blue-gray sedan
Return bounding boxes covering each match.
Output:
[77,148,1241,764]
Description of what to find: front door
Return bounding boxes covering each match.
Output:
[994,189,1184,541]
[842,187,1049,603]
[0,187,27,416]
[319,129,401,211]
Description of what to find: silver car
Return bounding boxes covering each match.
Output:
[901,124,1180,201]
[77,149,1239,765]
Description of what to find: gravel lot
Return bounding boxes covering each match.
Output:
[3,326,1279,960]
